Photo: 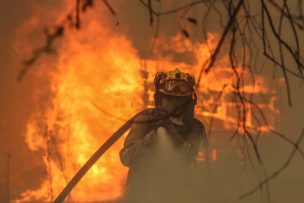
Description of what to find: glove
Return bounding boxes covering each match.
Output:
[142,108,170,147]
[151,108,171,130]
[142,130,157,147]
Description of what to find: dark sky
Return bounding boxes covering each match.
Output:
[0,0,304,202]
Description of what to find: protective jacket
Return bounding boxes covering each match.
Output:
[120,108,207,186]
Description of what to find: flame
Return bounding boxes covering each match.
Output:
[16,4,144,202]
[15,2,279,202]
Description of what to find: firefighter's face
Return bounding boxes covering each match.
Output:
[161,95,190,116]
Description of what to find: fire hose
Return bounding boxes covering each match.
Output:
[53,106,199,202]
[53,110,146,203]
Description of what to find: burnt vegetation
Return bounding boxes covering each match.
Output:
[18,0,304,202]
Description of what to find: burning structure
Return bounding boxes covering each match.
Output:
[1,0,304,203]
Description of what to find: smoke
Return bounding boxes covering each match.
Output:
[2,1,303,202]
[123,127,206,203]
[121,126,275,203]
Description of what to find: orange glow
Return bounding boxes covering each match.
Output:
[210,149,217,161]
[15,2,279,203]
[196,149,217,162]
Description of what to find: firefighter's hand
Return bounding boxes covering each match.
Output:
[151,108,170,130]
[143,130,157,147]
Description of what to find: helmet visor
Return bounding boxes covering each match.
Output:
[159,80,193,96]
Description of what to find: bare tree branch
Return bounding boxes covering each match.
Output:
[196,0,245,88]
[17,0,117,81]
[102,0,117,16]
[240,129,304,199]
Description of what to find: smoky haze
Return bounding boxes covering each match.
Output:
[123,127,244,203]
[0,0,304,203]
[123,127,204,203]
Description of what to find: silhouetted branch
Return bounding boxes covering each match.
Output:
[18,0,117,81]
[102,0,117,16]
[17,26,64,81]
[269,0,304,30]
[76,0,81,29]
[240,129,304,199]
[147,0,154,25]
[196,0,245,87]
[82,0,94,11]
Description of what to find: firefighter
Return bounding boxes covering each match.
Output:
[119,68,207,203]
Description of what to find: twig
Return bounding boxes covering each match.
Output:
[18,0,118,81]
[102,0,117,16]
[76,0,81,29]
[196,0,245,88]
[240,129,304,199]
[17,26,64,81]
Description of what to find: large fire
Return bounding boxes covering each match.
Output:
[14,1,279,203]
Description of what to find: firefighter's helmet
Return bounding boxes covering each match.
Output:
[154,68,195,97]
